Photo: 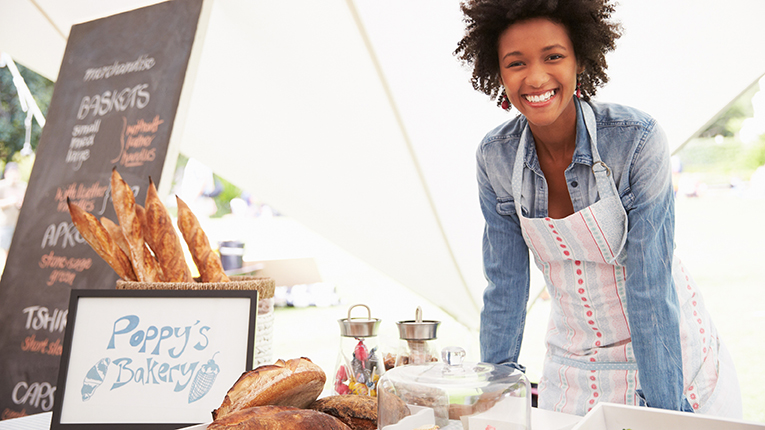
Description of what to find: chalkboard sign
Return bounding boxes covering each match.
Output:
[0,0,205,419]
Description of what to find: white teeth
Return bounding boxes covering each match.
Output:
[525,90,556,103]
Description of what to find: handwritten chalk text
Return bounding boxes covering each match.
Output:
[23,306,68,333]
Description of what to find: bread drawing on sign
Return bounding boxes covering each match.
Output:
[189,352,220,403]
[81,357,110,401]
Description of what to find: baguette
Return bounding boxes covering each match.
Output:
[144,179,193,282]
[176,195,229,283]
[133,203,165,282]
[100,216,129,257]
[68,199,137,281]
[141,242,164,282]
[110,168,157,281]
[134,203,149,243]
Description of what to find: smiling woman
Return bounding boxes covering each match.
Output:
[497,19,580,136]
[497,18,582,218]
[455,0,743,420]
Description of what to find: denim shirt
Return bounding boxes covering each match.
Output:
[477,98,691,412]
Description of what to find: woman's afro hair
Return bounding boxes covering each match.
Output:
[454,0,622,105]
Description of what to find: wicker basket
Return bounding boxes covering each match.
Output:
[116,276,276,366]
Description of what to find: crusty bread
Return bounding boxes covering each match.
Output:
[308,395,377,430]
[102,206,164,282]
[134,203,149,244]
[176,195,230,283]
[111,169,159,282]
[68,199,137,281]
[143,179,193,282]
[140,242,164,282]
[207,405,350,430]
[100,216,130,257]
[378,384,413,427]
[212,358,325,421]
[448,389,503,420]
[133,203,165,282]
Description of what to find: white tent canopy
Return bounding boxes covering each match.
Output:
[2,0,764,329]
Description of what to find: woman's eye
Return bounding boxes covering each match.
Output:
[506,61,524,68]
[547,54,564,61]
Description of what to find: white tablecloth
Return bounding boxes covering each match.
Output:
[0,407,581,430]
[0,413,51,430]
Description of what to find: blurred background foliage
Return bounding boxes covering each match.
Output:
[0,62,51,179]
[674,79,765,186]
[171,153,242,218]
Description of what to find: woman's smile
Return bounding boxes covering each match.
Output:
[523,89,558,105]
[497,17,580,132]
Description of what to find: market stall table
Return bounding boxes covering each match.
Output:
[4,404,765,429]
[0,407,582,430]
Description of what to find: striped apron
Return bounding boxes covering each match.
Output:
[511,120,742,418]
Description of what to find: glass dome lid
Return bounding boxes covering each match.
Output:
[383,346,524,389]
[377,347,531,429]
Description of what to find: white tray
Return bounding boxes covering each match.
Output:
[178,424,209,430]
[571,403,765,430]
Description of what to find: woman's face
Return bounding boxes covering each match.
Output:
[497,18,580,132]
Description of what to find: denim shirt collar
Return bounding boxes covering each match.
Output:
[521,98,597,174]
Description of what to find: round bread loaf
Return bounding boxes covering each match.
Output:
[212,357,325,421]
[308,395,377,430]
[207,405,350,430]
[378,384,412,426]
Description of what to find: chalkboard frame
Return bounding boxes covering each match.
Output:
[51,288,258,429]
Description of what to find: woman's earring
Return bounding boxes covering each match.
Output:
[501,93,511,110]
[576,81,581,99]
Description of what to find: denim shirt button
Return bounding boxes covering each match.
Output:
[571,181,579,188]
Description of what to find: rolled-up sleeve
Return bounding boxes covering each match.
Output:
[623,120,690,412]
[477,144,531,370]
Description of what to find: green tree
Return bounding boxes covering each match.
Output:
[0,60,54,165]
[698,82,759,138]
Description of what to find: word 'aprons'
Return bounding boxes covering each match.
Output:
[511,105,741,418]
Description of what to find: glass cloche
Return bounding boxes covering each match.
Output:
[377,346,531,430]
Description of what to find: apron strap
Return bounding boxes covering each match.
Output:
[512,99,620,214]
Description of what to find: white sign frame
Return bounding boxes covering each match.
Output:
[51,288,258,429]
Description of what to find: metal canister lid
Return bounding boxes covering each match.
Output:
[396,306,440,341]
[338,304,381,338]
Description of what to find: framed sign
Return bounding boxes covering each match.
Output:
[51,288,258,429]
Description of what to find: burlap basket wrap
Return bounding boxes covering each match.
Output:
[116,276,276,366]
